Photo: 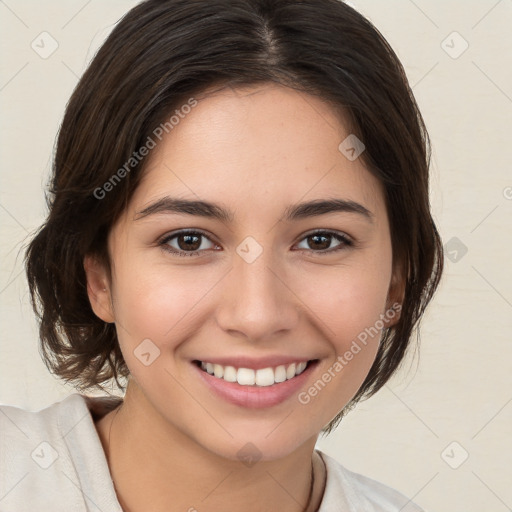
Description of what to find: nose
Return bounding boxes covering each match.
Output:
[215,247,300,342]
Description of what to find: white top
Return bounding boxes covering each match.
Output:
[0,393,426,511]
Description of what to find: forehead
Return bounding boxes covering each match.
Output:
[125,83,386,226]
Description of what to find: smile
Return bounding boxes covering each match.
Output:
[195,360,310,387]
[193,358,320,408]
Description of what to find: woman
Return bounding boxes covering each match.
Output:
[1,0,443,510]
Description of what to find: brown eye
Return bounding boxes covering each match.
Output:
[160,230,217,257]
[176,233,202,251]
[295,231,353,253]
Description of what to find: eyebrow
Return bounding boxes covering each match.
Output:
[134,197,374,223]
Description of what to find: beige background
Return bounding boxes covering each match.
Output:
[1,1,511,511]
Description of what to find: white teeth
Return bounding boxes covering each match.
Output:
[223,366,237,382]
[274,365,287,383]
[237,368,255,386]
[255,367,275,387]
[213,364,224,378]
[198,360,311,386]
[296,361,307,375]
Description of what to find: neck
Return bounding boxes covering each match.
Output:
[95,380,326,512]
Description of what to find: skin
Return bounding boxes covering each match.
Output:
[85,83,404,512]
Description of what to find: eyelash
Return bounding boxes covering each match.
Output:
[158,229,354,257]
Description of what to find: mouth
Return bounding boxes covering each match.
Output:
[192,359,320,409]
[193,359,316,387]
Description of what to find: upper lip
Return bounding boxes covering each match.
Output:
[193,356,316,370]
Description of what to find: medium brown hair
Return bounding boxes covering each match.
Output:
[25,0,443,433]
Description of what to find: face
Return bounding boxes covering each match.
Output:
[86,83,402,461]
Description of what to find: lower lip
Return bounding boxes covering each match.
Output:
[193,360,319,409]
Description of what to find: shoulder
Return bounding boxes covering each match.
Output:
[0,393,122,512]
[317,450,428,512]
[0,393,86,454]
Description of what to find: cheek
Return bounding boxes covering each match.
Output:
[292,251,392,414]
[110,265,216,395]
[298,254,392,345]
[111,260,214,351]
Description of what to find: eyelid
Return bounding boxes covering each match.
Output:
[299,228,353,243]
[159,228,217,243]
[159,228,220,255]
[293,229,354,253]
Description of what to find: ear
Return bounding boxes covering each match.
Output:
[384,260,406,328]
[83,254,115,323]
